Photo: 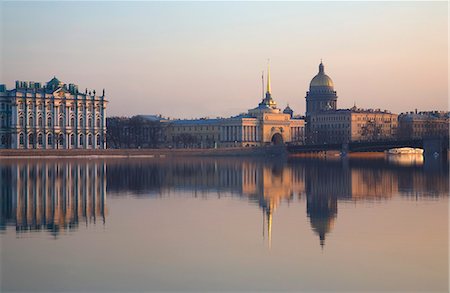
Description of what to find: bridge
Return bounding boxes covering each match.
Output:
[287,137,448,158]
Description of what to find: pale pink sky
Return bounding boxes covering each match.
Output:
[1,2,448,118]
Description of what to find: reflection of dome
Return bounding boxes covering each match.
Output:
[309,216,335,247]
[310,62,334,89]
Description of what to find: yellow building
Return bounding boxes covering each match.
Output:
[165,64,305,148]
[309,107,398,144]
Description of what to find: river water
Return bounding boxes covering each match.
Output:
[0,156,448,292]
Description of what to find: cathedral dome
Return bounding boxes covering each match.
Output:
[310,62,334,89]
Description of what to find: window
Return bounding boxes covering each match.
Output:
[59,116,64,127]
[70,117,75,127]
[96,118,100,128]
[88,118,92,127]
[88,134,92,145]
[47,117,52,127]
[28,134,34,146]
[70,134,75,145]
[1,135,6,145]
[58,134,64,146]
[38,133,43,145]
[28,116,33,126]
[47,134,53,145]
[79,134,84,146]
[79,118,84,127]
[19,133,24,145]
[19,103,24,110]
[96,134,101,146]
[38,116,43,127]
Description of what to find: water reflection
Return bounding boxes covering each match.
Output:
[0,161,107,236]
[1,157,448,246]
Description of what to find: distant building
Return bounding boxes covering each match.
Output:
[164,64,305,148]
[309,107,398,144]
[305,62,397,144]
[305,61,338,116]
[0,77,107,149]
[398,111,449,140]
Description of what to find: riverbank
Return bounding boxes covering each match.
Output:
[0,146,287,158]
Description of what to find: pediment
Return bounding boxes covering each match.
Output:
[52,87,69,97]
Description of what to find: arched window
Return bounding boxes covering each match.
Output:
[70,117,75,127]
[96,118,101,128]
[58,134,64,146]
[79,117,84,127]
[47,134,53,145]
[28,116,34,126]
[38,116,43,127]
[88,118,92,127]
[79,134,84,146]
[59,116,64,127]
[47,117,52,127]
[19,133,24,145]
[37,133,43,145]
[70,134,75,146]
[96,134,101,146]
[28,134,34,146]
[88,134,92,145]
[19,116,25,127]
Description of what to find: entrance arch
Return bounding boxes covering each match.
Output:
[271,133,284,145]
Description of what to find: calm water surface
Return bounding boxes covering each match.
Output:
[1,156,448,292]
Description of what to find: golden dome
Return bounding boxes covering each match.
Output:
[310,62,334,88]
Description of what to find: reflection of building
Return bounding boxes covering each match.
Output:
[0,161,107,236]
[0,78,107,149]
[305,62,398,144]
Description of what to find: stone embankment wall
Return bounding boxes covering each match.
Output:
[0,146,287,158]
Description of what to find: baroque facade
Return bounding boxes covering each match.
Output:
[0,77,107,149]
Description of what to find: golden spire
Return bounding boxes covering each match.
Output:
[267,210,272,249]
[266,59,271,94]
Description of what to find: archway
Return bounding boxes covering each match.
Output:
[271,133,284,145]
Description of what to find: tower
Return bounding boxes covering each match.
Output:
[305,61,338,116]
[259,61,277,109]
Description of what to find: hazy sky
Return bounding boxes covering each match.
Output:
[1,1,447,118]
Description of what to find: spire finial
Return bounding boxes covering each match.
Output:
[266,59,271,94]
[319,60,324,74]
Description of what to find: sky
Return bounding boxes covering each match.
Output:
[1,1,448,118]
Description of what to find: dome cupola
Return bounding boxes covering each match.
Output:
[310,61,334,89]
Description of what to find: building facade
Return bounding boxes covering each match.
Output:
[309,107,398,144]
[398,111,449,140]
[164,66,305,148]
[0,77,107,149]
[305,62,398,144]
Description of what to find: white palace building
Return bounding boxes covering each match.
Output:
[0,77,107,149]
